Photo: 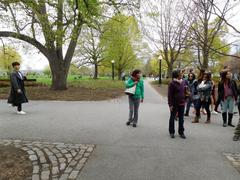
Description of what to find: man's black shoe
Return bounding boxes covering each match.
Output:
[133,124,137,128]
[179,134,186,139]
[228,124,235,127]
[170,134,175,138]
[126,121,131,126]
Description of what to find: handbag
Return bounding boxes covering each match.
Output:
[125,85,136,95]
[185,86,191,98]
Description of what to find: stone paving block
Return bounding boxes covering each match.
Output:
[68,170,80,179]
[32,174,40,180]
[29,155,38,161]
[41,170,50,180]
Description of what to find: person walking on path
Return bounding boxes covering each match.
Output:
[218,70,238,127]
[185,72,198,117]
[168,69,186,139]
[125,69,144,128]
[192,72,213,124]
[8,62,28,115]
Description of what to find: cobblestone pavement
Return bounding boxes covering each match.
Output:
[0,139,95,180]
[223,153,240,173]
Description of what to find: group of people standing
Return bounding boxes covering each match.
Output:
[7,63,240,141]
[168,66,240,140]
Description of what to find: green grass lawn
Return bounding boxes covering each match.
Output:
[35,76,124,89]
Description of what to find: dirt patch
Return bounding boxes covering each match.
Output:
[0,86,124,101]
[0,145,32,180]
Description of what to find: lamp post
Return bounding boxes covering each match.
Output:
[111,60,115,80]
[158,56,162,84]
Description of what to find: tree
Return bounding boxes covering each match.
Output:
[0,0,140,89]
[0,0,101,89]
[0,46,21,72]
[186,0,233,70]
[74,26,104,79]
[141,0,192,77]
[100,14,141,80]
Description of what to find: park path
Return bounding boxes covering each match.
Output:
[0,80,240,180]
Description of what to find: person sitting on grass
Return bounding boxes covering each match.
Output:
[125,69,144,128]
[8,62,28,115]
[168,69,186,139]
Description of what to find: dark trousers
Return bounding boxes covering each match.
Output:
[196,99,211,119]
[185,98,197,115]
[128,96,140,124]
[169,105,185,135]
[17,104,22,112]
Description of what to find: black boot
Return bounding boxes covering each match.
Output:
[228,113,235,127]
[222,113,227,127]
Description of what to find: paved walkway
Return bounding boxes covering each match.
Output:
[0,81,240,180]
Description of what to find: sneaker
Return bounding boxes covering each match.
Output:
[223,123,227,127]
[17,111,26,115]
[228,124,235,127]
[211,110,218,115]
[179,134,186,139]
[132,124,137,128]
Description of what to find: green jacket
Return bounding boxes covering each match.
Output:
[125,78,144,99]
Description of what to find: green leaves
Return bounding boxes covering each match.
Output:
[100,14,141,76]
[0,46,21,72]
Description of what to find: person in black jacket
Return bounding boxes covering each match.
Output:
[192,72,213,124]
[8,62,28,114]
[218,71,238,127]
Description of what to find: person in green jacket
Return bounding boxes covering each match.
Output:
[125,69,144,127]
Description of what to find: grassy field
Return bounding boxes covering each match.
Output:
[36,77,124,89]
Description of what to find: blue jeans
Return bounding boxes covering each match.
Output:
[222,96,235,114]
[169,105,185,135]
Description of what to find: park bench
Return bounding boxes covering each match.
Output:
[0,79,37,88]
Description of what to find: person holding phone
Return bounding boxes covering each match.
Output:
[125,69,144,128]
[8,62,28,114]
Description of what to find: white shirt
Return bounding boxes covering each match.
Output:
[18,72,23,80]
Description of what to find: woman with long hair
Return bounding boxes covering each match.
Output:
[192,72,213,124]
[218,70,238,127]
[185,72,197,116]
[125,69,144,128]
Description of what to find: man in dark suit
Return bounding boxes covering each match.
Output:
[8,62,28,114]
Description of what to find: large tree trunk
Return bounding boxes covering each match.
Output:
[94,64,98,79]
[49,59,69,90]
[118,69,122,80]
